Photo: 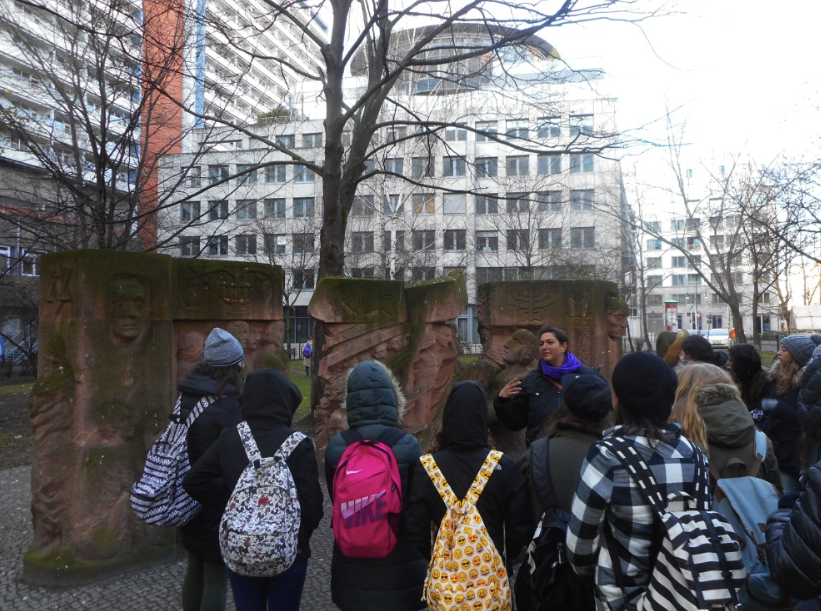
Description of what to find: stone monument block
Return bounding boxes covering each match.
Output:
[26,250,284,586]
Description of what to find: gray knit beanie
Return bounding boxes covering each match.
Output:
[780,334,821,368]
[204,327,244,367]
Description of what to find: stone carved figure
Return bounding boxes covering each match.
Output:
[108,275,149,348]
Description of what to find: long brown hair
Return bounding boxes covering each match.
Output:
[776,357,799,396]
[670,363,734,453]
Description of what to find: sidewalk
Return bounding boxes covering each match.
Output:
[0,465,337,610]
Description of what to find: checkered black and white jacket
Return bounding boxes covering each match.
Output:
[566,424,709,611]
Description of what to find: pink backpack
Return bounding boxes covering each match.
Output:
[332,428,404,558]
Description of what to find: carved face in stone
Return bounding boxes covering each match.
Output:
[109,278,148,345]
[246,324,262,351]
[502,330,539,366]
[226,320,250,348]
[606,308,629,340]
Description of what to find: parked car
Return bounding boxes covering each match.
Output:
[705,329,730,349]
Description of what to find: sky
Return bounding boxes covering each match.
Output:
[546,0,821,169]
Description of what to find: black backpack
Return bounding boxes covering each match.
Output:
[514,438,596,611]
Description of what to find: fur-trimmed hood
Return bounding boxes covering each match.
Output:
[766,360,805,388]
[341,360,406,427]
[696,383,755,449]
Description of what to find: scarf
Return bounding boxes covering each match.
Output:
[541,351,582,380]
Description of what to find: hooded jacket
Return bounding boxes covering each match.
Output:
[766,459,821,600]
[697,383,782,494]
[799,355,821,465]
[177,373,241,564]
[406,382,532,566]
[759,360,804,476]
[324,360,426,611]
[183,369,323,565]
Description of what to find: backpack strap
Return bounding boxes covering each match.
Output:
[420,454,458,506]
[341,429,363,446]
[376,427,405,448]
[237,421,262,465]
[465,450,502,506]
[273,431,307,462]
[184,395,215,428]
[750,430,767,477]
[529,438,560,510]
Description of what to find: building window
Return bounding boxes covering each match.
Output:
[476,231,498,252]
[444,229,466,251]
[411,157,433,178]
[569,114,593,138]
[383,194,403,215]
[362,160,375,176]
[276,134,295,148]
[506,155,529,177]
[686,217,701,230]
[475,157,498,178]
[646,221,662,232]
[186,166,201,188]
[475,195,497,215]
[671,256,686,267]
[537,153,562,175]
[384,158,403,175]
[445,124,467,141]
[351,267,375,279]
[208,165,229,185]
[294,269,315,289]
[179,236,200,257]
[570,227,595,249]
[236,164,257,185]
[293,233,314,254]
[647,239,662,250]
[265,164,287,184]
[647,275,663,288]
[443,156,466,177]
[208,200,229,221]
[671,237,685,248]
[570,189,594,211]
[537,116,561,139]
[412,230,435,250]
[506,194,528,214]
[180,201,201,222]
[672,293,702,305]
[647,257,662,269]
[264,198,285,218]
[538,228,561,249]
[475,121,497,142]
[506,118,528,141]
[207,235,228,256]
[235,234,257,255]
[672,274,686,286]
[264,234,286,255]
[386,126,406,142]
[710,235,725,248]
[412,267,436,281]
[671,219,685,232]
[443,194,465,214]
[687,236,702,250]
[302,132,322,148]
[294,164,315,183]
[413,193,435,215]
[569,153,594,173]
[647,294,663,306]
[293,197,314,218]
[352,232,374,252]
[537,191,562,213]
[506,229,529,251]
[236,199,256,220]
[476,267,504,284]
[351,195,375,216]
[687,273,702,285]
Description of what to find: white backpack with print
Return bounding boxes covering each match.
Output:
[219,422,305,577]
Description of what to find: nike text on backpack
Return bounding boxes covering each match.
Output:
[219,422,305,577]
[131,394,214,527]
[601,437,746,611]
[303,343,312,358]
[712,431,795,611]
[421,451,512,611]
[332,428,404,558]
[516,438,595,611]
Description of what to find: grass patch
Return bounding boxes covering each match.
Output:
[458,355,479,365]
[761,351,776,367]
[0,382,33,395]
[288,365,312,420]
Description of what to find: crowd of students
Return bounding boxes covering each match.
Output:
[143,325,821,611]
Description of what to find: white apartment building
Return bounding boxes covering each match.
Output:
[157,55,626,344]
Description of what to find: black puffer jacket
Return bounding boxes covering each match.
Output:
[799,355,821,465]
[759,361,803,477]
[183,369,323,564]
[178,373,240,563]
[407,382,533,565]
[325,361,427,611]
[493,363,598,445]
[766,459,821,600]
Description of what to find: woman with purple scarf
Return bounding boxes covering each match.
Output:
[494,325,599,446]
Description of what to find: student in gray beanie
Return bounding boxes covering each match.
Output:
[567,353,710,611]
[204,327,245,367]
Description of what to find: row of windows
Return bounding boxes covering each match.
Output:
[180,189,598,222]
[0,246,38,276]
[186,163,316,188]
[443,115,595,142]
[646,216,741,234]
[644,271,745,289]
[179,225,596,259]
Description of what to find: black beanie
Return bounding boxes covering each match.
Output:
[612,352,678,422]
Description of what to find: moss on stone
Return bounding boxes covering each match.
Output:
[309,277,407,323]
[91,526,120,554]
[24,547,96,571]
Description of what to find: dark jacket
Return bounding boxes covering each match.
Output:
[766,459,821,600]
[183,369,323,565]
[178,373,240,564]
[407,382,532,566]
[799,355,821,465]
[324,361,426,611]
[493,363,598,445]
[517,429,600,524]
[698,383,783,494]
[759,361,804,476]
